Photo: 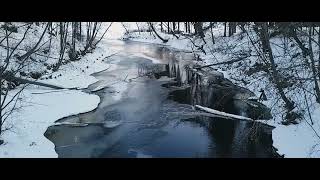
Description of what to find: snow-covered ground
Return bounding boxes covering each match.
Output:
[0,23,125,157]
[2,22,320,158]
[0,88,99,157]
[124,23,320,158]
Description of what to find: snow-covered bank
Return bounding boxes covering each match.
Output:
[0,38,119,157]
[39,40,119,89]
[0,88,99,157]
[124,25,320,158]
[269,120,320,158]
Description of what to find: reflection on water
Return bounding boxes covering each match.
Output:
[45,40,279,158]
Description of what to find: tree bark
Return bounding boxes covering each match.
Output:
[318,27,320,81]
[260,23,294,110]
[210,22,215,45]
[308,27,320,102]
[148,22,168,43]
[185,22,187,32]
[54,22,68,71]
[18,23,49,61]
[224,22,227,37]
[0,78,2,135]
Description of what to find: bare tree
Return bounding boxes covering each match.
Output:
[18,23,49,61]
[53,22,69,71]
[261,23,294,110]
[148,22,168,43]
[307,26,320,102]
[93,22,113,47]
[0,23,33,134]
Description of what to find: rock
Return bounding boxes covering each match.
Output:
[0,139,4,145]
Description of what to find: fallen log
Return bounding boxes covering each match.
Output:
[195,56,248,69]
[8,76,66,90]
[194,105,274,129]
[195,105,254,121]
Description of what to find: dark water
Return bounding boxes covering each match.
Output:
[44,40,279,158]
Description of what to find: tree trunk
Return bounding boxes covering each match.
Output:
[136,22,140,34]
[308,27,320,102]
[260,23,294,110]
[185,22,187,32]
[148,22,168,43]
[290,27,309,57]
[224,22,227,37]
[173,22,176,32]
[210,22,215,45]
[228,22,236,36]
[4,76,65,89]
[70,22,77,60]
[18,23,49,61]
[54,22,68,71]
[318,27,320,81]
[194,22,204,38]
[79,22,82,41]
[0,79,2,135]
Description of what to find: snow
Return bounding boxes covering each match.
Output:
[131,53,163,64]
[0,88,99,158]
[195,105,254,121]
[103,22,126,40]
[0,27,120,157]
[271,121,320,157]
[125,23,320,158]
[264,104,320,158]
[2,22,320,158]
[39,43,116,89]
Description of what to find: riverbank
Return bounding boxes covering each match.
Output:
[123,27,320,158]
[0,39,119,157]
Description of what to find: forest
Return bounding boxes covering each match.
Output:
[1,22,320,158]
